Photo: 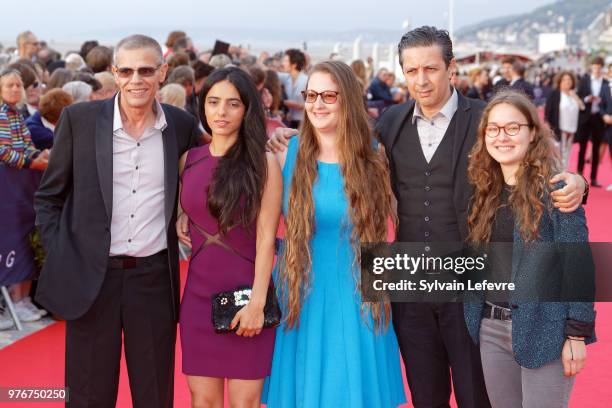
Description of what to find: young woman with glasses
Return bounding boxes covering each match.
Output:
[463,90,596,408]
[263,61,406,407]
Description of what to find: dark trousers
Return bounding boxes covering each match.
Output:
[392,302,491,408]
[577,114,606,182]
[65,254,176,408]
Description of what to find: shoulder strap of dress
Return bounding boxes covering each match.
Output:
[282,136,300,179]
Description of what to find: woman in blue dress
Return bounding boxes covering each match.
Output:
[264,61,406,407]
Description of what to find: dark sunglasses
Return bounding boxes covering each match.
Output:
[114,65,161,79]
[301,90,340,104]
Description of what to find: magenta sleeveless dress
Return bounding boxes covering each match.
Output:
[179,144,275,379]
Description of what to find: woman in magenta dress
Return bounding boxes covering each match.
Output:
[177,67,282,407]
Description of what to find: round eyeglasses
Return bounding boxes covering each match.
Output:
[485,122,532,138]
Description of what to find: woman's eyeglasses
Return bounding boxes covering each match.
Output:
[114,65,161,79]
[485,122,532,138]
[301,90,339,104]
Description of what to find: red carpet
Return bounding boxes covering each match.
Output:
[1,144,610,408]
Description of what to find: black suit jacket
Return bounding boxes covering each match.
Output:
[34,98,200,321]
[577,75,611,125]
[493,78,534,100]
[492,78,509,94]
[544,89,562,138]
[375,92,486,241]
[511,78,535,100]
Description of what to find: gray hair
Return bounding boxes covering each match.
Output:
[65,53,86,72]
[167,65,195,86]
[0,68,24,105]
[62,81,93,103]
[0,53,10,67]
[94,71,118,91]
[113,34,163,65]
[208,54,232,70]
[159,83,186,109]
[16,31,34,47]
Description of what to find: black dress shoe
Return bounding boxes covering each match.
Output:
[591,181,602,188]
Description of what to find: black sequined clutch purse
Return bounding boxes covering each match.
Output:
[212,285,281,333]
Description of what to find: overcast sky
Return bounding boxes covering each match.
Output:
[3,0,556,44]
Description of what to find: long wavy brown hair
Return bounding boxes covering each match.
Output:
[467,90,559,243]
[279,61,395,330]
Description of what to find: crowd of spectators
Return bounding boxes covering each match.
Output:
[452,55,612,188]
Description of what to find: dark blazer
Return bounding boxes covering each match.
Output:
[544,89,562,138]
[492,78,509,95]
[464,198,596,369]
[375,92,486,241]
[34,98,200,321]
[510,78,535,100]
[493,78,534,100]
[465,85,492,102]
[25,111,54,150]
[577,75,611,125]
[368,77,394,105]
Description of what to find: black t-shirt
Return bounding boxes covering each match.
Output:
[486,184,514,308]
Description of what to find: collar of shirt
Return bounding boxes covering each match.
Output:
[112,93,167,134]
[591,75,603,83]
[26,104,37,116]
[412,88,458,125]
[41,116,55,131]
[590,76,603,99]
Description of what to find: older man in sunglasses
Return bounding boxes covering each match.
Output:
[12,31,41,62]
[34,34,201,408]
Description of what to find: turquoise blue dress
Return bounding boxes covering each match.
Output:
[263,137,406,407]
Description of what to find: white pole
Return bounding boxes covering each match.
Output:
[353,36,362,61]
[333,42,342,54]
[449,0,455,41]
[372,42,380,71]
[388,43,395,69]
